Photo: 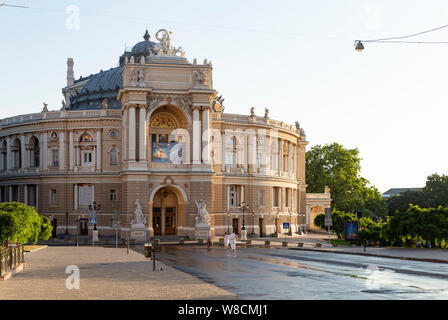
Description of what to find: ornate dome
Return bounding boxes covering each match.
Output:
[131,30,157,55]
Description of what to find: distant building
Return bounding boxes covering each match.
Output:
[382,188,423,199]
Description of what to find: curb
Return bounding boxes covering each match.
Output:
[24,245,48,253]
[288,247,448,264]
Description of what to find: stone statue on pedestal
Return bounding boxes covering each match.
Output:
[194,200,211,240]
[131,199,146,225]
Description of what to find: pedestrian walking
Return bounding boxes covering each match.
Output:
[207,236,213,249]
[224,232,230,249]
[229,231,238,253]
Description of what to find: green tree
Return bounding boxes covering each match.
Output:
[0,202,52,245]
[314,209,357,239]
[0,211,20,245]
[306,143,387,215]
[387,173,448,215]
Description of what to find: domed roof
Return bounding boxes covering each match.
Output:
[131,30,156,55]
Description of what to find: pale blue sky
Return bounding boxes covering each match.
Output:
[1,0,447,192]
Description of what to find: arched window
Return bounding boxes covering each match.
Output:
[80,133,93,142]
[32,137,40,167]
[12,138,21,169]
[109,148,118,165]
[225,136,238,167]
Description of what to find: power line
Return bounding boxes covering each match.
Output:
[3,2,448,47]
[361,24,448,42]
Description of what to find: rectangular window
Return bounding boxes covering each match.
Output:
[110,189,117,201]
[78,185,93,206]
[52,150,59,167]
[229,185,242,207]
[286,188,290,207]
[259,191,264,206]
[50,189,57,205]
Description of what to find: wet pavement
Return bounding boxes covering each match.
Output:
[148,246,448,300]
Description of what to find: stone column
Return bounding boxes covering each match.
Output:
[9,186,12,202]
[201,107,210,164]
[76,147,80,166]
[139,107,147,161]
[6,137,11,170]
[42,132,48,170]
[278,139,282,173]
[69,130,74,170]
[96,130,102,171]
[36,185,39,210]
[24,185,28,205]
[192,107,201,165]
[122,109,128,161]
[20,135,26,169]
[0,147,4,171]
[59,131,65,170]
[128,106,136,161]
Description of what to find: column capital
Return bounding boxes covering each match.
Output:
[192,106,202,111]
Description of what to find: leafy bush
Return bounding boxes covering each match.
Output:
[0,202,53,245]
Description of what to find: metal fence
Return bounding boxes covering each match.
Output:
[0,245,25,277]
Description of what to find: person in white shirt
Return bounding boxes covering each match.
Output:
[229,231,238,253]
[224,232,230,250]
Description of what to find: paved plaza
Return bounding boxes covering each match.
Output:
[0,246,234,300]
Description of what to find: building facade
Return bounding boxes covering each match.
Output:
[0,29,330,239]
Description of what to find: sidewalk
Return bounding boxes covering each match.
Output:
[0,246,234,300]
[244,233,448,264]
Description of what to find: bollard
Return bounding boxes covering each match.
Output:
[315,243,322,248]
[264,240,270,248]
[144,244,152,258]
[282,241,288,247]
[127,238,130,254]
[297,242,304,248]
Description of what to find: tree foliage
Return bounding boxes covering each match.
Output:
[315,205,448,248]
[306,143,387,216]
[0,202,52,245]
[314,209,357,239]
[387,173,448,215]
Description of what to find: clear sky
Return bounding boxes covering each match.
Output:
[1,0,447,193]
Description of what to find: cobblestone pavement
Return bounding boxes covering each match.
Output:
[0,246,234,300]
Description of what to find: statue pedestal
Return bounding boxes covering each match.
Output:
[194,223,211,241]
[241,229,247,241]
[130,223,147,244]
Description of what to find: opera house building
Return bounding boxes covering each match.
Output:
[0,29,330,240]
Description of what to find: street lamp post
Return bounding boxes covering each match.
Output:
[251,211,255,237]
[75,215,80,247]
[89,202,101,248]
[241,202,249,240]
[288,210,292,236]
[227,210,230,233]
[65,212,69,236]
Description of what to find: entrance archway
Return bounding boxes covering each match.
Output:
[150,186,185,236]
[309,206,325,230]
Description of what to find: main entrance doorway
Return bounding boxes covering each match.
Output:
[165,207,176,235]
[152,187,179,236]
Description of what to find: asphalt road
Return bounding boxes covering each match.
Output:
[152,246,448,300]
